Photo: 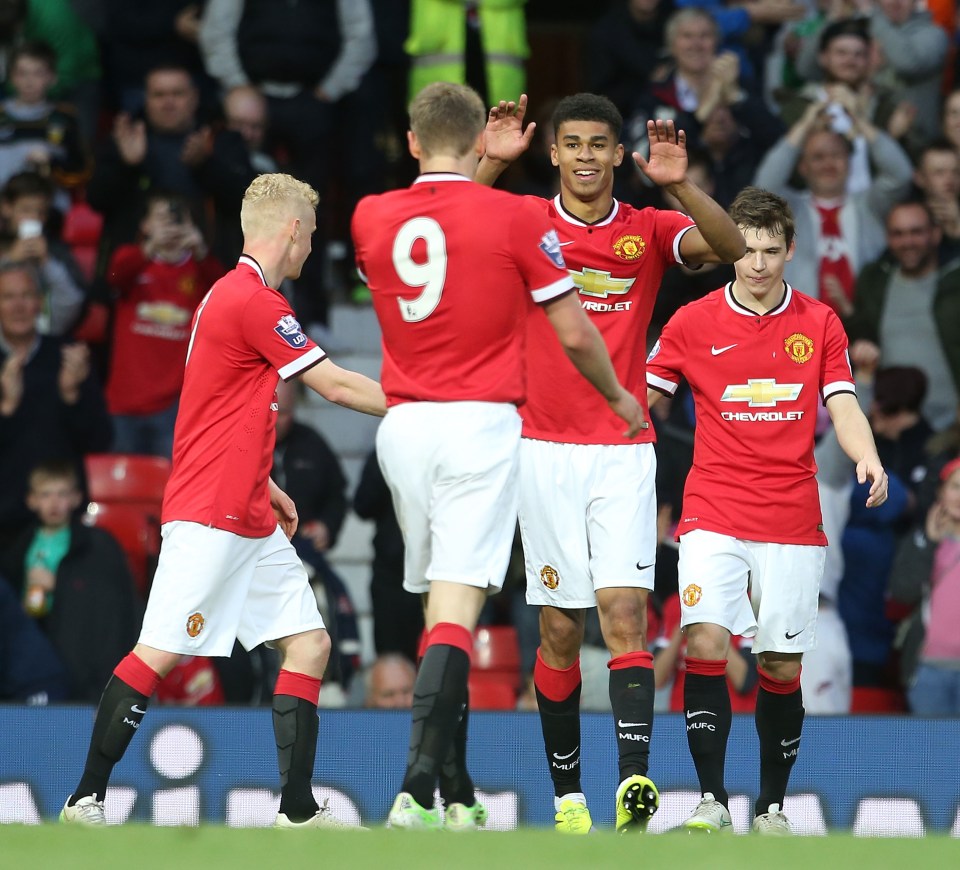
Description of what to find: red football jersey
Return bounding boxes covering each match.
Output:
[105,245,223,415]
[646,283,854,545]
[521,195,695,444]
[161,256,326,537]
[351,174,573,406]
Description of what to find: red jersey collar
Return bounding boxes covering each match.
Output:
[724,281,793,316]
[238,254,267,285]
[553,194,620,227]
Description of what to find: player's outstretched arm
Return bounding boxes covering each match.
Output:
[633,119,744,265]
[476,93,536,187]
[300,359,387,417]
[542,292,647,438]
[826,392,888,507]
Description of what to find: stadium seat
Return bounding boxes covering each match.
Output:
[468,672,517,711]
[473,626,522,690]
[83,501,161,595]
[850,686,906,714]
[84,453,172,505]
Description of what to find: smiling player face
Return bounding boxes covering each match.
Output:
[732,224,794,309]
[551,120,624,208]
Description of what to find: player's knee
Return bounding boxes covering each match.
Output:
[684,624,729,661]
[539,611,584,663]
[598,591,647,647]
[757,653,801,683]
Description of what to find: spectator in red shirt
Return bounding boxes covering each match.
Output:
[104,192,223,457]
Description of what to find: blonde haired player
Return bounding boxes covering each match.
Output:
[61,173,386,828]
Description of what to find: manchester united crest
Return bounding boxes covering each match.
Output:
[540,565,560,590]
[613,234,645,261]
[186,611,205,638]
[784,332,814,364]
[682,583,702,607]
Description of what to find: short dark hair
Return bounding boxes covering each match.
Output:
[552,93,622,141]
[728,186,796,248]
[819,18,870,52]
[9,40,57,73]
[28,459,79,492]
[873,366,928,415]
[886,197,936,229]
[1,171,54,204]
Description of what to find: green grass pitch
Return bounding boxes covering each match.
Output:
[3,826,957,870]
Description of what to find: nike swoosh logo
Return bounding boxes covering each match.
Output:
[558,240,575,247]
[552,746,579,760]
[711,344,737,356]
[686,710,717,719]
[636,562,653,571]
[781,737,801,747]
[131,705,147,715]
[784,630,804,639]
[617,721,648,728]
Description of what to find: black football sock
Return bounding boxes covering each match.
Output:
[72,675,150,804]
[402,643,470,809]
[684,658,732,808]
[608,652,655,780]
[438,688,475,807]
[755,669,804,817]
[274,695,321,821]
[534,649,583,799]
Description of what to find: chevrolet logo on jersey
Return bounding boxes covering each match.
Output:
[721,379,803,407]
[720,379,804,421]
[571,268,635,298]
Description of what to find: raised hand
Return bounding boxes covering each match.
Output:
[482,93,537,165]
[113,114,147,166]
[631,120,688,188]
[58,342,90,404]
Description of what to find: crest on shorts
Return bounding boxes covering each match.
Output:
[784,332,814,364]
[540,564,560,590]
[186,611,205,638]
[613,234,645,261]
[274,314,308,349]
[682,583,702,607]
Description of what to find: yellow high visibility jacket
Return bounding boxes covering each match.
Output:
[405,0,528,104]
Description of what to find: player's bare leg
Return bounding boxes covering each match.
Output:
[682,622,734,833]
[597,587,659,833]
[62,643,176,824]
[752,651,803,835]
[536,605,593,833]
[389,582,486,830]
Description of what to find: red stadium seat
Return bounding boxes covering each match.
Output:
[85,453,172,505]
[83,501,161,595]
[473,626,521,690]
[850,686,906,714]
[468,673,516,711]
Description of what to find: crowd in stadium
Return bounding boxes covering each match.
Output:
[0,0,958,726]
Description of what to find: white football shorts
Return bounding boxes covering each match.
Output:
[519,439,657,608]
[139,521,324,656]
[376,401,522,594]
[677,529,824,654]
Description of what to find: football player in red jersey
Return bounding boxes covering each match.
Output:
[61,173,386,829]
[646,186,887,835]
[352,82,645,831]
[477,94,744,833]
